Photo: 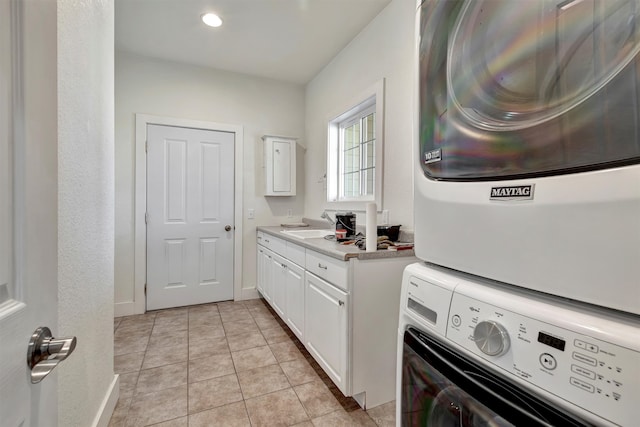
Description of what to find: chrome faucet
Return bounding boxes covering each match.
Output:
[321,211,335,226]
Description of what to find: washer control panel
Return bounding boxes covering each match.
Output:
[446,290,639,427]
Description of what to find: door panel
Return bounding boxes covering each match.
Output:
[147,124,235,310]
[1,0,59,424]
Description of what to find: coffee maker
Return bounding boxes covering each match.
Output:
[335,212,356,239]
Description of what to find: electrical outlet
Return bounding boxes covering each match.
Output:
[248,209,255,219]
[382,209,389,224]
[287,209,293,218]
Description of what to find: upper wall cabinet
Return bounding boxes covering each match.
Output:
[263,135,296,196]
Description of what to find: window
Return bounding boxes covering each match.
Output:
[340,105,375,199]
[327,80,384,209]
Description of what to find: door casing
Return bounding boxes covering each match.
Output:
[131,114,244,315]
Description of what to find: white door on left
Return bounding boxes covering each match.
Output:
[1,1,64,425]
[146,124,235,310]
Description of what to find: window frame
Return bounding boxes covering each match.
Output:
[326,79,384,211]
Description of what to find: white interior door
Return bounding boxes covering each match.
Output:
[146,124,235,310]
[1,0,60,424]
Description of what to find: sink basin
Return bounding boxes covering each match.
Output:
[280,229,333,240]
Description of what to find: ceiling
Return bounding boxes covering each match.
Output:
[115,0,392,85]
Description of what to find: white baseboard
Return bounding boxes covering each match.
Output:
[92,374,119,427]
[114,301,135,318]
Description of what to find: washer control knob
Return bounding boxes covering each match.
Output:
[473,320,510,356]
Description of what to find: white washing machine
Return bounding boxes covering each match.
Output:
[396,263,640,426]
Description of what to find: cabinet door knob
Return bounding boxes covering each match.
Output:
[338,300,345,306]
[225,225,232,231]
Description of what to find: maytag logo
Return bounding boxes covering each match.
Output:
[490,185,535,201]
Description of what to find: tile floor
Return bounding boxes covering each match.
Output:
[109,298,396,427]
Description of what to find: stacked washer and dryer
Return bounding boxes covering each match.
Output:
[398,1,640,426]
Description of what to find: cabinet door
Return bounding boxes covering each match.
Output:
[271,253,287,319]
[257,246,265,295]
[262,249,273,302]
[263,136,296,196]
[304,272,349,395]
[285,261,305,341]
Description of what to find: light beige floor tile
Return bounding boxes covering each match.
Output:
[125,385,187,427]
[108,398,131,427]
[294,380,342,418]
[260,325,291,344]
[142,344,188,370]
[148,329,188,350]
[188,401,251,427]
[280,358,320,386]
[188,324,226,342]
[349,409,379,426]
[188,373,243,413]
[118,313,157,329]
[188,303,219,315]
[253,315,282,331]
[292,422,314,427]
[115,325,153,340]
[220,309,252,323]
[188,313,222,327]
[248,305,273,317]
[188,353,235,383]
[269,340,304,363]
[245,388,309,427]
[366,401,396,427]
[154,307,189,319]
[118,371,140,399]
[242,298,266,307]
[188,336,229,360]
[223,319,260,337]
[236,364,290,399]
[227,331,267,352]
[217,301,249,313]
[135,362,188,395]
[152,317,189,333]
[311,409,356,427]
[148,416,188,427]
[114,351,145,374]
[231,345,277,373]
[114,334,149,356]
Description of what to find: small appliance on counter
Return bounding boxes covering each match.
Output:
[335,212,356,240]
[377,225,401,242]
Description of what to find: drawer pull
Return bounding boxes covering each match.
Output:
[265,239,270,243]
[281,263,287,268]
[318,263,328,270]
[339,300,345,306]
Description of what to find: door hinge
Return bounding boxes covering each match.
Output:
[145,140,148,153]
[144,283,147,296]
[145,212,148,224]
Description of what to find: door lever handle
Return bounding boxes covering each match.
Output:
[27,326,77,384]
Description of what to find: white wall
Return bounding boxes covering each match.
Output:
[115,53,305,312]
[304,0,416,229]
[58,1,116,426]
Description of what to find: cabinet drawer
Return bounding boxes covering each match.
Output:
[286,241,305,267]
[305,250,348,291]
[258,232,286,255]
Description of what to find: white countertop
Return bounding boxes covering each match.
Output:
[257,225,415,261]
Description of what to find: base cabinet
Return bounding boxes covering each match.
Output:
[304,272,348,395]
[257,230,416,409]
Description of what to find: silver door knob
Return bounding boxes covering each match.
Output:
[27,326,77,383]
[225,225,232,231]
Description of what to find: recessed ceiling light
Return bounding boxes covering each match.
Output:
[201,13,223,28]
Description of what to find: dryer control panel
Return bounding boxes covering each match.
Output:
[446,288,640,427]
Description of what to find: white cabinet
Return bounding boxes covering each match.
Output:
[304,271,349,395]
[263,135,296,196]
[284,261,305,340]
[257,229,416,409]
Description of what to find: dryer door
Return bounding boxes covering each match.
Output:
[400,328,591,426]
[419,0,640,181]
